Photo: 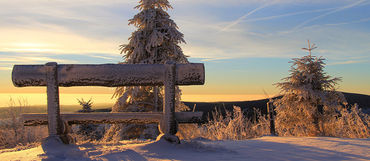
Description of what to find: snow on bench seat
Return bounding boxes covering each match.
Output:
[22,112,204,126]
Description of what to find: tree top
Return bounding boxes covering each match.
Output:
[301,40,317,56]
[135,0,172,10]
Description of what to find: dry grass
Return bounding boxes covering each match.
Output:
[274,103,370,138]
[1,97,367,150]
[178,106,270,140]
[0,98,47,150]
[322,104,370,138]
[179,104,369,140]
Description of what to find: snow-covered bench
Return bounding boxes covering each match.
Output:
[12,62,205,144]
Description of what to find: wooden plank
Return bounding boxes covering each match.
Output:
[175,112,204,123]
[21,112,203,126]
[22,112,162,125]
[12,63,204,87]
[176,64,205,85]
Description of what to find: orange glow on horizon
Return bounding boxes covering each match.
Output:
[0,93,268,107]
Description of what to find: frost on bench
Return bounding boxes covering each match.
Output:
[12,63,204,87]
[22,112,204,126]
[12,62,205,145]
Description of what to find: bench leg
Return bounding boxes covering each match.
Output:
[158,62,179,143]
[43,62,69,148]
[61,121,74,144]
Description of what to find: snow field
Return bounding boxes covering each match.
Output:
[1,136,369,161]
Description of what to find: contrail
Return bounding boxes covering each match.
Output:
[293,0,366,30]
[245,7,337,22]
[325,17,370,26]
[220,2,275,32]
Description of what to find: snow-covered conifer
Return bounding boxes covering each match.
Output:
[273,41,347,136]
[112,0,189,113]
[105,0,189,141]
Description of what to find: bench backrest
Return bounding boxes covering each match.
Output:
[12,63,204,87]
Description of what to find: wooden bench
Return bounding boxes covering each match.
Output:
[12,62,205,144]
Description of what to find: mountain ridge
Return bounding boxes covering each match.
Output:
[183,92,370,120]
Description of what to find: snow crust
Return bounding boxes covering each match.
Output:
[1,136,369,161]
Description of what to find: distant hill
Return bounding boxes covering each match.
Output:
[341,92,370,109]
[2,92,367,120]
[183,92,370,120]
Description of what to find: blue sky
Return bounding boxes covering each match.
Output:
[0,0,369,99]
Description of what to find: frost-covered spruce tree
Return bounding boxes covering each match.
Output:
[273,41,347,136]
[104,0,189,141]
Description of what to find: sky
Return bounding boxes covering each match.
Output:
[0,0,370,105]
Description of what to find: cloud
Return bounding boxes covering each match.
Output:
[324,17,370,26]
[328,60,368,65]
[0,27,121,55]
[0,67,12,71]
[0,0,369,63]
[0,0,137,58]
[174,0,355,6]
[0,56,78,64]
[293,0,367,30]
[220,2,273,32]
[90,55,116,60]
[244,7,337,22]
[178,10,370,61]
[0,0,135,41]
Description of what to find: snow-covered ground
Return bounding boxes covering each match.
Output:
[0,136,369,161]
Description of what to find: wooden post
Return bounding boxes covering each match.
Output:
[45,62,67,143]
[154,86,159,112]
[159,61,179,143]
[267,101,276,136]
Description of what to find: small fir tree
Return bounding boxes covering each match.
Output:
[75,98,104,141]
[105,0,189,141]
[273,40,347,136]
[77,98,93,112]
